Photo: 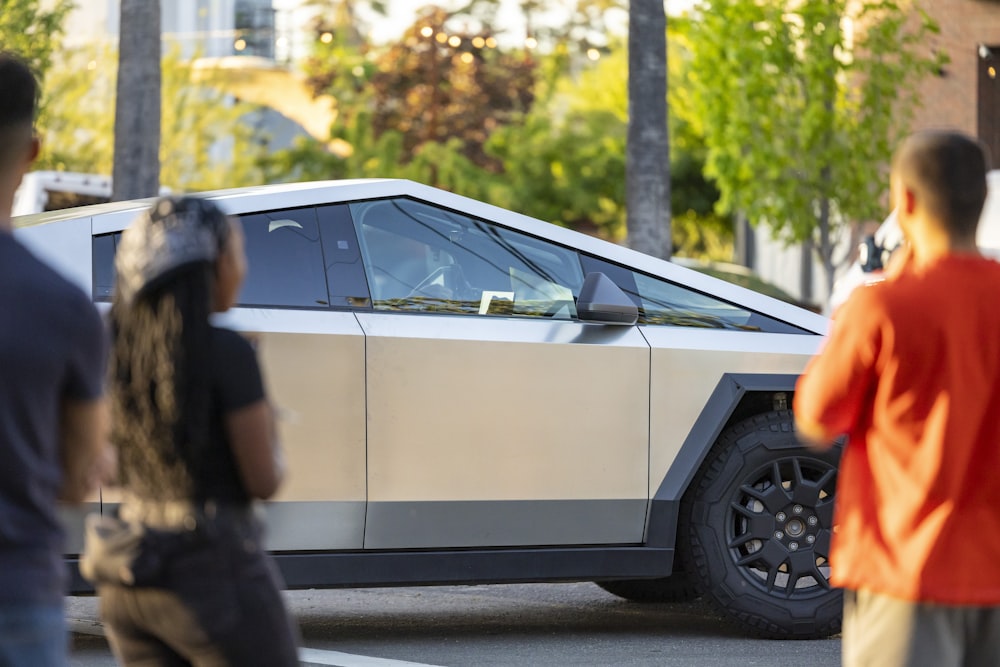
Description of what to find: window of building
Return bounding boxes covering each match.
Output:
[978,44,1000,164]
[234,0,275,58]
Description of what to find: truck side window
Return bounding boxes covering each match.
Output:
[92,233,120,302]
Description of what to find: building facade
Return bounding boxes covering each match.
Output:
[908,0,1000,161]
[65,0,276,59]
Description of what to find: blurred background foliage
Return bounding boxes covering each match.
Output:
[265,0,732,259]
[10,0,735,261]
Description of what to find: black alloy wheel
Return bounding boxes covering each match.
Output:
[683,410,843,639]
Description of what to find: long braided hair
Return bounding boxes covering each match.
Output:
[108,197,230,500]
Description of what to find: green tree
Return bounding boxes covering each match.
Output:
[303,3,537,176]
[0,0,71,86]
[486,31,730,257]
[685,0,942,300]
[0,0,72,134]
[283,0,727,257]
[160,53,269,191]
[36,46,268,192]
[485,43,629,239]
[34,45,116,174]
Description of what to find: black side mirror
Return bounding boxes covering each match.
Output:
[577,272,639,325]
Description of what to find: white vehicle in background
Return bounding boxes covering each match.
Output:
[12,171,113,216]
[12,171,171,216]
[828,170,1000,314]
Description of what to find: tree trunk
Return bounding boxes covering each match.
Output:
[734,211,754,269]
[799,237,814,305]
[112,0,161,201]
[626,0,670,259]
[817,195,836,301]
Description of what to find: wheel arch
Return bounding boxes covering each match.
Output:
[644,372,800,549]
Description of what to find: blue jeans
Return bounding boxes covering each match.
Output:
[0,603,67,667]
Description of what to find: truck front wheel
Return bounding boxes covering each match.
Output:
[682,410,843,639]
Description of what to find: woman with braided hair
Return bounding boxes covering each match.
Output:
[96,196,299,665]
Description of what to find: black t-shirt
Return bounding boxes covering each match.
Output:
[119,326,266,504]
[0,231,106,605]
[201,326,267,503]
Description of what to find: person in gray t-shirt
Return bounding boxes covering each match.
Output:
[0,51,115,666]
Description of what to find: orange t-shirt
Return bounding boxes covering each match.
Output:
[794,254,1000,604]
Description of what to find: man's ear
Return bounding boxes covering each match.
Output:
[900,186,917,216]
[27,134,40,165]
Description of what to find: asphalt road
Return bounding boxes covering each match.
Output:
[67,582,841,666]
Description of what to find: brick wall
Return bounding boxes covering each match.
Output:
[908,0,1000,135]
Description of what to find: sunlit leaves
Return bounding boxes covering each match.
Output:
[0,0,73,110]
[35,46,268,191]
[682,0,941,294]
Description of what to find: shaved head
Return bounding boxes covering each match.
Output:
[892,131,990,240]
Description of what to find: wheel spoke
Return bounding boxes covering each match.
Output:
[739,481,788,514]
[795,558,831,591]
[815,499,835,527]
[792,458,805,487]
[736,538,786,571]
[813,528,832,558]
[789,466,821,506]
[814,467,836,492]
[785,550,827,593]
[789,459,837,508]
[763,560,780,592]
[728,502,775,543]
[812,564,832,590]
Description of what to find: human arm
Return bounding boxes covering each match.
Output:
[226,399,285,500]
[793,292,881,451]
[794,413,839,451]
[58,397,115,503]
[59,296,114,503]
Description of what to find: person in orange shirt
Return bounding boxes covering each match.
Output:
[795,130,1000,667]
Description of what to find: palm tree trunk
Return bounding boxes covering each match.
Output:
[112,0,161,201]
[626,0,670,259]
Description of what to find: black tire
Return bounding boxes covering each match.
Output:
[682,410,843,639]
[596,570,700,603]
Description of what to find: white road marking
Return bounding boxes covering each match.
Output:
[298,647,443,667]
[71,617,443,667]
[68,619,104,637]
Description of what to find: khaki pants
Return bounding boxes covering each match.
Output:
[843,589,1000,667]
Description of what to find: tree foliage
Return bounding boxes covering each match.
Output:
[36,46,268,191]
[683,0,943,297]
[34,45,116,174]
[0,0,72,113]
[487,28,729,257]
[273,1,730,258]
[305,3,536,174]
